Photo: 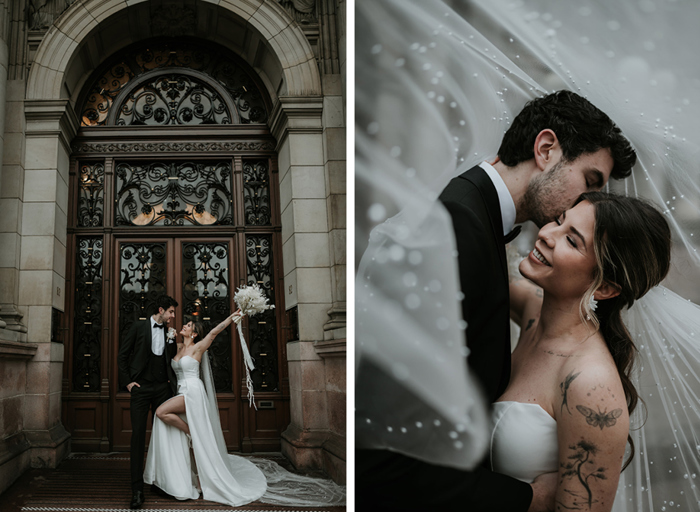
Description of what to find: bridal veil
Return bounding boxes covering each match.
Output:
[356,0,700,509]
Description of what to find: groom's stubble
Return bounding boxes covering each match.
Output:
[520,159,572,228]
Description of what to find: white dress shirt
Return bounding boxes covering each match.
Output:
[150,316,166,356]
[479,161,517,236]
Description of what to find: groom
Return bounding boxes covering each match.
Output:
[118,295,179,509]
[356,90,636,511]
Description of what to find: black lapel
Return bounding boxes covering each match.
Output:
[459,166,509,278]
[144,319,153,351]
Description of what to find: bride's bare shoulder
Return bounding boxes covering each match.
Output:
[555,350,626,419]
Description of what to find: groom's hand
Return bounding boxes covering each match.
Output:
[127,382,140,392]
[528,471,557,512]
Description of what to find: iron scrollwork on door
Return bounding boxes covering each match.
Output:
[78,163,104,227]
[115,161,232,226]
[181,242,232,392]
[243,160,271,226]
[80,40,268,126]
[117,74,231,126]
[119,242,167,339]
[73,237,103,392]
[245,235,278,391]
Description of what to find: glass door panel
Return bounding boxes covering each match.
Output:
[181,240,232,392]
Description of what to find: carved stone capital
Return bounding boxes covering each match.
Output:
[322,305,345,332]
[0,304,28,333]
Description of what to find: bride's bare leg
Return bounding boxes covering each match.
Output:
[155,396,190,435]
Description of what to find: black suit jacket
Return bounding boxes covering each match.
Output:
[356,166,532,511]
[439,165,512,401]
[117,319,178,395]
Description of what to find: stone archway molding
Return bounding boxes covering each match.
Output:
[26,0,322,101]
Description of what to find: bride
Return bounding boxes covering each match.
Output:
[144,313,345,507]
[144,311,266,505]
[495,192,670,511]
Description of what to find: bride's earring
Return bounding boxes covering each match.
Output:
[586,296,598,321]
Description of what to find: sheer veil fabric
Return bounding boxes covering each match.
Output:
[356,0,700,509]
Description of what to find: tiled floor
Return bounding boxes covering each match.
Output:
[1,453,345,512]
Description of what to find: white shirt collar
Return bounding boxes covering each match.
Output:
[479,161,516,236]
[150,316,162,328]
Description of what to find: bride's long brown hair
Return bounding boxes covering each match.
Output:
[579,192,672,471]
[184,315,205,342]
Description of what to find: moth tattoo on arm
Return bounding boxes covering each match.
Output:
[576,405,623,430]
[560,370,581,415]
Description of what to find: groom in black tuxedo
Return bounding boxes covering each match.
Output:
[356,91,637,511]
[118,295,179,509]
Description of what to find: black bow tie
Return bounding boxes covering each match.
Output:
[504,225,522,244]
[153,323,165,330]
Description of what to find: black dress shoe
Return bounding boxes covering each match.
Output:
[130,490,144,509]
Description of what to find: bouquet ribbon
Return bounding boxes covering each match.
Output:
[233,313,256,409]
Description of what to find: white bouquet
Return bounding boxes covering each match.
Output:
[231,284,275,409]
[233,284,275,321]
[167,327,177,340]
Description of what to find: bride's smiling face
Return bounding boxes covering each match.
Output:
[519,200,598,300]
[179,321,197,340]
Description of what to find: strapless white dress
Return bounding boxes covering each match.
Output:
[490,401,559,483]
[144,355,267,505]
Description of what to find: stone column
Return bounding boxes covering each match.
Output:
[0,7,8,330]
[0,43,26,335]
[18,99,76,468]
[337,0,346,104]
[320,75,345,337]
[316,0,345,336]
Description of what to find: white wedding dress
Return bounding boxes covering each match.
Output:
[490,401,558,483]
[144,354,346,507]
[144,355,266,505]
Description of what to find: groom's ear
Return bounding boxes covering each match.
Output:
[595,281,621,301]
[533,129,562,171]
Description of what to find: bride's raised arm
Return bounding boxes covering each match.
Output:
[194,310,242,355]
[509,277,543,329]
[554,361,629,512]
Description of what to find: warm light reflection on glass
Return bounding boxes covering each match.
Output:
[128,203,218,225]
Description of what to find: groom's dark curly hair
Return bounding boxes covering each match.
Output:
[152,294,178,314]
[498,90,636,180]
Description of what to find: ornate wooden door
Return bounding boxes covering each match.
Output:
[62,38,291,453]
[111,237,241,451]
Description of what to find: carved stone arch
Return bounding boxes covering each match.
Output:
[25,0,322,102]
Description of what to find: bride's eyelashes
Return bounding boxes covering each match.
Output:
[554,215,579,248]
